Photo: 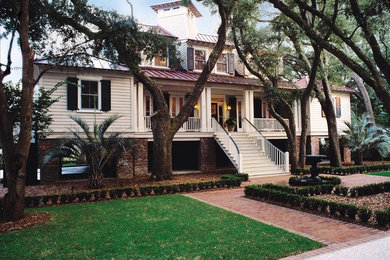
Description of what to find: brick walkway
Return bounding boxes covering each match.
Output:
[340,174,390,187]
[186,174,390,258]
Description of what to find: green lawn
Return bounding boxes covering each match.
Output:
[368,171,390,177]
[0,195,323,259]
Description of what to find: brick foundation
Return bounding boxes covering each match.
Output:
[200,137,216,173]
[39,139,62,185]
[117,138,148,178]
[343,146,352,163]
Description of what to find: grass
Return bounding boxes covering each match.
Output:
[368,171,390,177]
[0,195,323,259]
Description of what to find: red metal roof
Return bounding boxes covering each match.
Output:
[187,33,234,46]
[138,24,176,38]
[150,1,202,18]
[143,67,261,86]
[295,77,356,93]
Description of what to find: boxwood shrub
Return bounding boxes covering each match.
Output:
[22,177,242,208]
[244,185,384,227]
[293,163,390,176]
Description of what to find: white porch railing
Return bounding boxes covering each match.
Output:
[144,116,201,132]
[253,118,288,132]
[243,118,289,172]
[212,117,242,172]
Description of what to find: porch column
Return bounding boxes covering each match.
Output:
[244,90,250,121]
[206,87,212,131]
[249,90,254,122]
[200,88,207,132]
[137,83,144,132]
[130,77,138,132]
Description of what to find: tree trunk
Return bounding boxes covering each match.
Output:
[151,111,174,180]
[315,79,342,167]
[298,98,310,168]
[2,152,27,221]
[355,150,363,165]
[351,73,374,120]
[0,0,35,222]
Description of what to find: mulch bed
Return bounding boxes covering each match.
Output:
[315,192,390,211]
[0,212,51,233]
[0,173,225,198]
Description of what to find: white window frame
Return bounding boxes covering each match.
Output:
[216,53,228,74]
[194,49,206,71]
[78,76,102,112]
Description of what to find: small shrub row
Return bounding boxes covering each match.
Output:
[289,176,341,186]
[245,185,386,227]
[293,164,390,176]
[375,209,390,226]
[331,181,390,197]
[23,178,242,208]
[348,182,390,197]
[261,183,334,196]
[221,173,249,182]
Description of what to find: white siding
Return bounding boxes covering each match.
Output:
[308,93,351,136]
[40,70,133,136]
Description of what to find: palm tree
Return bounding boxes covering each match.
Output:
[44,114,128,188]
[343,112,390,165]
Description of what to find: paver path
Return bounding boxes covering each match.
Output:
[187,174,390,258]
[340,174,390,187]
[187,188,382,245]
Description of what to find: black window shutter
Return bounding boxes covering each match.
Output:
[187,47,194,70]
[101,80,111,111]
[228,53,235,74]
[67,77,78,110]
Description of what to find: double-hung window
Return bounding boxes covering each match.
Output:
[217,53,227,73]
[80,80,99,110]
[195,50,206,70]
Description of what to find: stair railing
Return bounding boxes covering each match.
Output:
[211,117,242,172]
[243,118,289,172]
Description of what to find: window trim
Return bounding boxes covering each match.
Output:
[78,76,102,112]
[335,97,341,118]
[194,49,206,71]
[216,53,228,73]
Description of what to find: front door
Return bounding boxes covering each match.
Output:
[211,102,224,125]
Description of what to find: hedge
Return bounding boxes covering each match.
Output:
[293,163,390,176]
[19,177,242,208]
[331,181,390,197]
[221,173,249,182]
[244,185,389,227]
[260,183,334,196]
[289,176,341,186]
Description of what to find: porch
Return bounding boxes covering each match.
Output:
[134,83,290,134]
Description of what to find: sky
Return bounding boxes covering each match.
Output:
[0,0,220,83]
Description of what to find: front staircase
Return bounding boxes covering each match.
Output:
[212,118,289,177]
[215,132,286,176]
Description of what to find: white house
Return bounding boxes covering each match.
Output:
[35,1,352,184]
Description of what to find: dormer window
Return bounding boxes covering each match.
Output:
[164,8,171,11]
[154,55,167,67]
[195,50,206,70]
[217,54,227,73]
[173,6,179,10]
